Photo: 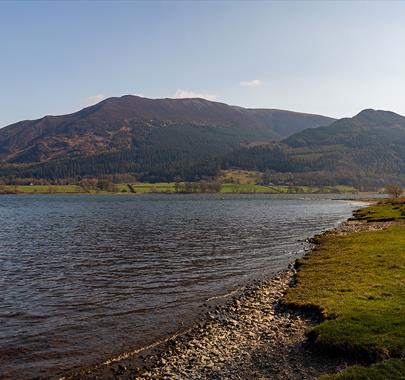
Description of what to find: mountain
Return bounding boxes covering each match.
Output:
[224,109,405,188]
[1,100,403,189]
[0,95,334,164]
[285,109,405,148]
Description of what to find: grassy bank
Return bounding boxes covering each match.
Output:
[283,200,405,379]
[320,358,405,380]
[352,198,405,221]
[0,182,358,195]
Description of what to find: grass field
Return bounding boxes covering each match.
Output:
[320,358,405,380]
[0,182,358,195]
[218,170,357,194]
[352,198,405,221]
[0,183,177,194]
[121,183,176,193]
[218,169,263,184]
[283,200,405,379]
[6,185,83,193]
[220,183,356,194]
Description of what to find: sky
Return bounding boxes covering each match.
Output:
[1,0,405,127]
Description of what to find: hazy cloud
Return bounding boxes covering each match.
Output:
[239,79,262,87]
[174,89,217,101]
[84,94,105,106]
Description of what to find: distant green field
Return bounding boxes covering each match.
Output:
[1,183,177,194]
[128,183,176,193]
[220,184,356,194]
[11,185,82,194]
[0,182,358,195]
[283,200,405,379]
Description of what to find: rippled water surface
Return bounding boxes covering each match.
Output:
[0,194,365,379]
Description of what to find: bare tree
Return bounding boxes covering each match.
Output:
[385,184,403,198]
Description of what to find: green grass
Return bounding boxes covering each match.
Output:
[220,183,355,194]
[1,183,177,194]
[220,183,277,193]
[218,169,263,185]
[1,182,358,195]
[353,198,405,221]
[126,183,176,193]
[14,185,82,193]
[217,170,355,194]
[283,200,405,378]
[285,226,405,358]
[320,358,405,380]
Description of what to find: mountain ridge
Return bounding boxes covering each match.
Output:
[0,95,335,163]
[224,108,405,188]
[0,100,404,188]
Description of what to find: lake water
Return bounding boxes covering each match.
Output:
[0,194,365,379]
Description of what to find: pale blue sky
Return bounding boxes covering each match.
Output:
[1,0,405,127]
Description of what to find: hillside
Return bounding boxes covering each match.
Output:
[1,102,404,188]
[224,109,405,188]
[0,95,334,164]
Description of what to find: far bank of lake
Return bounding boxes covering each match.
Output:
[0,182,361,195]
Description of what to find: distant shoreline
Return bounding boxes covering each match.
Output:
[0,182,381,196]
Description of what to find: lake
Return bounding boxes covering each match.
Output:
[0,194,366,379]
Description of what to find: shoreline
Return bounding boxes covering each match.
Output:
[67,217,377,380]
[66,268,352,380]
[0,192,372,196]
[0,183,381,197]
[65,197,405,380]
